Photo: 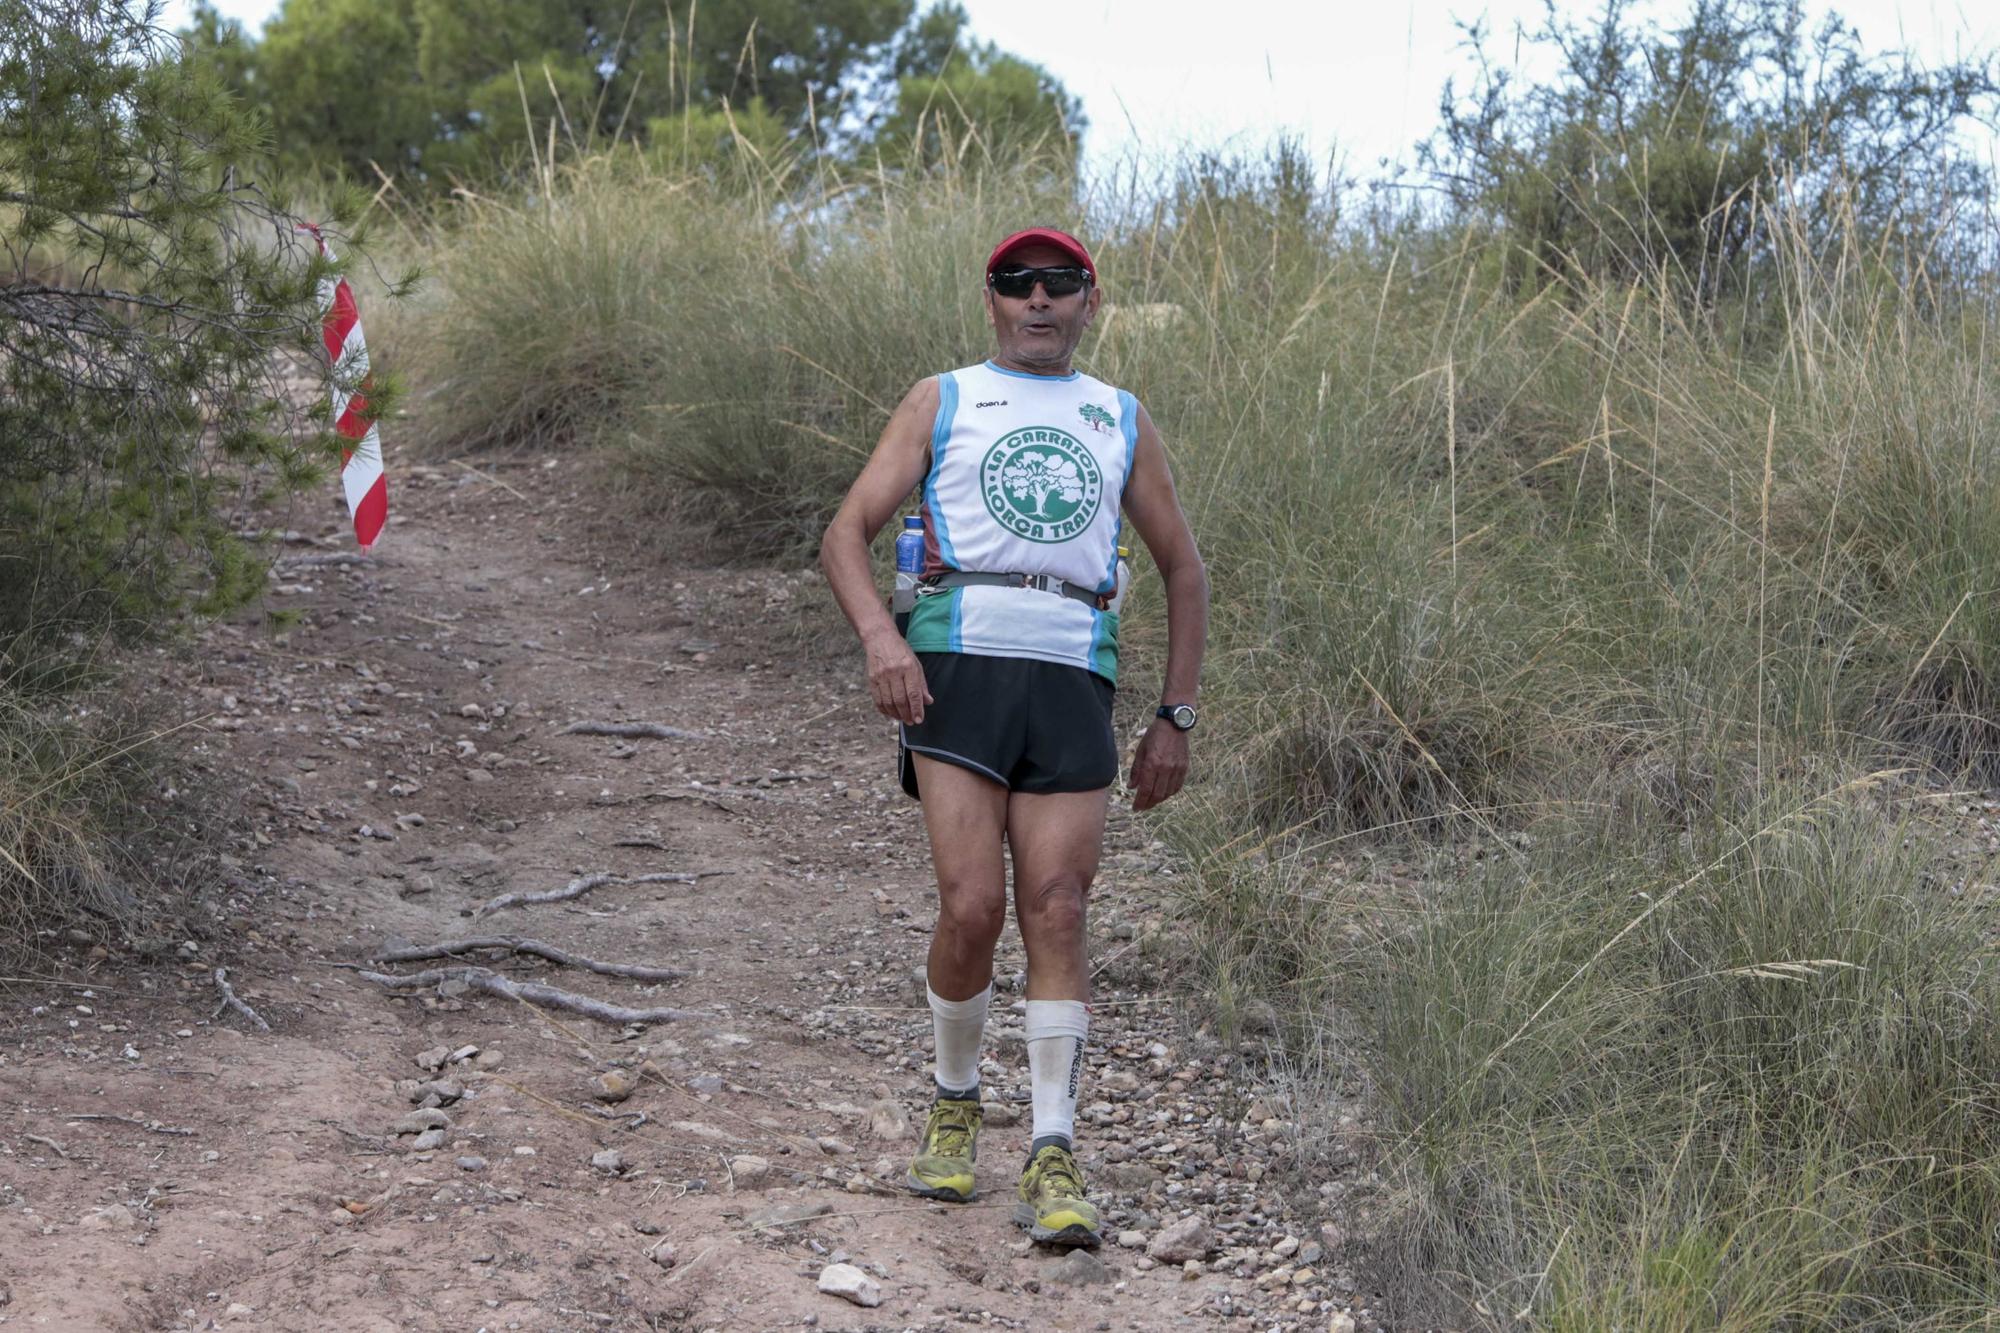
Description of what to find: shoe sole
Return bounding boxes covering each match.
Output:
[1012,1202,1102,1249]
[904,1171,974,1203]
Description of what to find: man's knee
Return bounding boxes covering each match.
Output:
[1021,873,1089,938]
[937,880,1007,948]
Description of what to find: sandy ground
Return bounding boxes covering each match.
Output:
[0,458,1382,1332]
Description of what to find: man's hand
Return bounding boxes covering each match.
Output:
[1128,718,1190,811]
[865,628,933,725]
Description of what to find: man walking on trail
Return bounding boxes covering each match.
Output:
[819,227,1208,1249]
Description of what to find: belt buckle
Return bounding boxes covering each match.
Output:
[1025,574,1056,595]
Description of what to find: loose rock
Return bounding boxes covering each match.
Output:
[816,1262,882,1308]
[1049,1249,1110,1285]
[80,1205,137,1230]
[865,1099,910,1142]
[593,1069,638,1103]
[409,1128,445,1152]
[1148,1214,1215,1264]
[747,1200,835,1229]
[591,1149,625,1174]
[390,1109,451,1135]
[1328,1313,1357,1333]
[728,1154,771,1187]
[456,1155,487,1171]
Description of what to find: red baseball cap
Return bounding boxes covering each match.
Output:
[986,227,1095,277]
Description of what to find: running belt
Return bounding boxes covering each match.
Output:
[920,570,1109,610]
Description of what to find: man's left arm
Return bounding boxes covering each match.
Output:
[1120,401,1209,812]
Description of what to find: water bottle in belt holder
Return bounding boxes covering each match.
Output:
[892,514,924,634]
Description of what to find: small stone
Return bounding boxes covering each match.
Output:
[447,1044,480,1063]
[981,1099,1021,1127]
[390,1109,452,1135]
[224,1302,254,1316]
[473,1048,505,1070]
[465,768,495,784]
[410,1078,464,1104]
[865,1100,910,1142]
[816,1262,882,1308]
[591,1149,625,1174]
[1099,1161,1162,1192]
[410,1129,445,1152]
[456,1155,487,1171]
[1148,1214,1215,1264]
[648,1241,678,1269]
[1273,1235,1300,1259]
[1116,1230,1146,1249]
[816,1135,856,1156]
[1181,1258,1203,1280]
[747,1200,835,1229]
[1328,1313,1358,1333]
[80,1204,137,1230]
[728,1154,771,1188]
[1050,1249,1110,1285]
[1300,1242,1324,1265]
[414,1045,451,1072]
[593,1069,638,1103]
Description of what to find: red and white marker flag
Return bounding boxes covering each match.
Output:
[297,222,388,549]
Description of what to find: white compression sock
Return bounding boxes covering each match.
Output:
[1025,999,1090,1150]
[928,983,991,1098]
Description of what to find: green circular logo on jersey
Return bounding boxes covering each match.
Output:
[979,427,1104,543]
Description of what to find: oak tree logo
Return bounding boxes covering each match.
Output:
[979,427,1103,542]
[1078,402,1116,434]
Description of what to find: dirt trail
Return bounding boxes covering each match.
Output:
[1,459,1378,1332]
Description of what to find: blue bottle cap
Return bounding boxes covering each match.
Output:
[904,515,923,528]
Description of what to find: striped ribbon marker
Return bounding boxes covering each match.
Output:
[297,223,388,550]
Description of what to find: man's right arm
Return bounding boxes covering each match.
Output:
[818,377,941,725]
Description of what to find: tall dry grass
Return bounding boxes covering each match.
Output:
[393,131,2000,1323]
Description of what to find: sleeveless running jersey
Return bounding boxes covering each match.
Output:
[905,359,1139,683]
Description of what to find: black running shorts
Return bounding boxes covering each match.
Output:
[898,652,1117,800]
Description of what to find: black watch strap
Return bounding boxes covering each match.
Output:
[1156,703,1197,731]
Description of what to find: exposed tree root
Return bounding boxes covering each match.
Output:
[477,869,730,916]
[373,936,686,983]
[357,966,707,1025]
[562,720,707,741]
[212,967,271,1032]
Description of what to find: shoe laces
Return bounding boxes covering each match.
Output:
[925,1100,978,1157]
[1034,1146,1084,1198]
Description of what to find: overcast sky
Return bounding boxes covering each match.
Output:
[163,0,1999,176]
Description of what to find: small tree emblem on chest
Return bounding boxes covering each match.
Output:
[1079,403,1116,434]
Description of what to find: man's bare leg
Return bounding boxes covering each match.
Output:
[904,756,1011,1202]
[1007,787,1108,1001]
[916,755,1010,1003]
[1005,786,1110,1245]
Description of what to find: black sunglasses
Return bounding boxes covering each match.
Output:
[988,265,1093,299]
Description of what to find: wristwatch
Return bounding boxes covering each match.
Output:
[1156,703,1197,732]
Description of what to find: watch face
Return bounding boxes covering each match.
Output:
[1171,704,1197,730]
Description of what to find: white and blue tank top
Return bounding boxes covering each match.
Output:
[905,360,1139,683]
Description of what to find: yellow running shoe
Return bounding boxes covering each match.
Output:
[1014,1143,1101,1248]
[905,1097,982,1201]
